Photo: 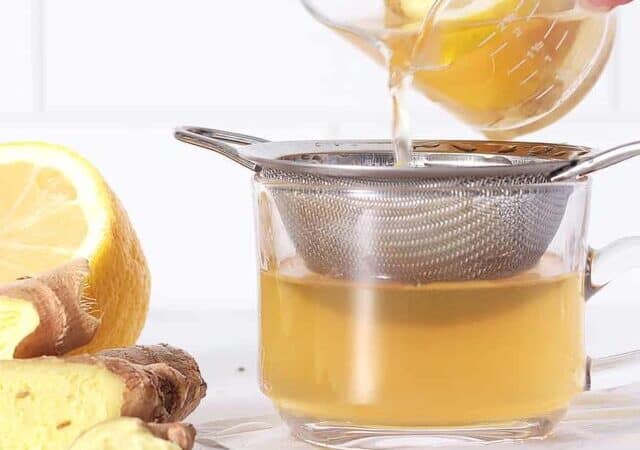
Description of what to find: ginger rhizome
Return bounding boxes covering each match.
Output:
[0,259,99,359]
[69,418,196,450]
[0,344,207,450]
[146,422,197,450]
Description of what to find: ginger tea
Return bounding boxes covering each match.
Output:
[260,257,585,426]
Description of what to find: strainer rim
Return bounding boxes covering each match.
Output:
[240,139,592,179]
[252,174,592,192]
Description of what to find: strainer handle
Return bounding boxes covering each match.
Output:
[551,141,640,181]
[585,237,640,390]
[174,126,269,172]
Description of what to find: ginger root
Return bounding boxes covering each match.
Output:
[0,344,206,450]
[146,422,197,450]
[69,418,196,450]
[0,259,99,359]
[74,344,208,423]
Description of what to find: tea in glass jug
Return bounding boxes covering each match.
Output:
[302,0,616,140]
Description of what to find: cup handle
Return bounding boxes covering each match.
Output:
[586,237,640,390]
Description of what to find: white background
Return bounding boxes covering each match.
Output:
[1,0,639,318]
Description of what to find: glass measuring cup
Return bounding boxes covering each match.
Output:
[301,0,616,138]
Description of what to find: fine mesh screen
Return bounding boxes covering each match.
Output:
[260,162,573,283]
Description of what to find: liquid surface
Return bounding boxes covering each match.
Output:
[260,262,585,426]
[328,0,614,163]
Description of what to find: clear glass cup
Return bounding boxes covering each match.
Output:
[255,175,640,448]
[300,0,616,138]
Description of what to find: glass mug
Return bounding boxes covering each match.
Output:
[255,177,640,448]
[174,128,640,448]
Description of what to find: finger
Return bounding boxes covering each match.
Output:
[583,0,633,10]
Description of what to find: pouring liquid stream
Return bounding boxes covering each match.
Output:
[387,0,444,166]
[390,72,414,166]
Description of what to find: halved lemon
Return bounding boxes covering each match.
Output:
[0,142,150,353]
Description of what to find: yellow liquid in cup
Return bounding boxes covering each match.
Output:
[335,0,613,139]
[260,260,585,426]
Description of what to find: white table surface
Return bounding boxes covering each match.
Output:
[139,304,640,449]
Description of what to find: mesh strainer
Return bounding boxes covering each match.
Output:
[176,127,640,283]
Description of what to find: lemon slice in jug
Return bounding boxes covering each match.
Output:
[394,0,542,65]
[389,0,527,23]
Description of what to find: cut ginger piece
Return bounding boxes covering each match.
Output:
[0,344,207,450]
[145,423,197,450]
[0,296,39,359]
[69,418,196,450]
[0,259,98,359]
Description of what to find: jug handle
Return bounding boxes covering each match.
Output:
[174,126,269,172]
[585,237,640,390]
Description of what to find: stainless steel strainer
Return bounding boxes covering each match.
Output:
[176,127,640,283]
